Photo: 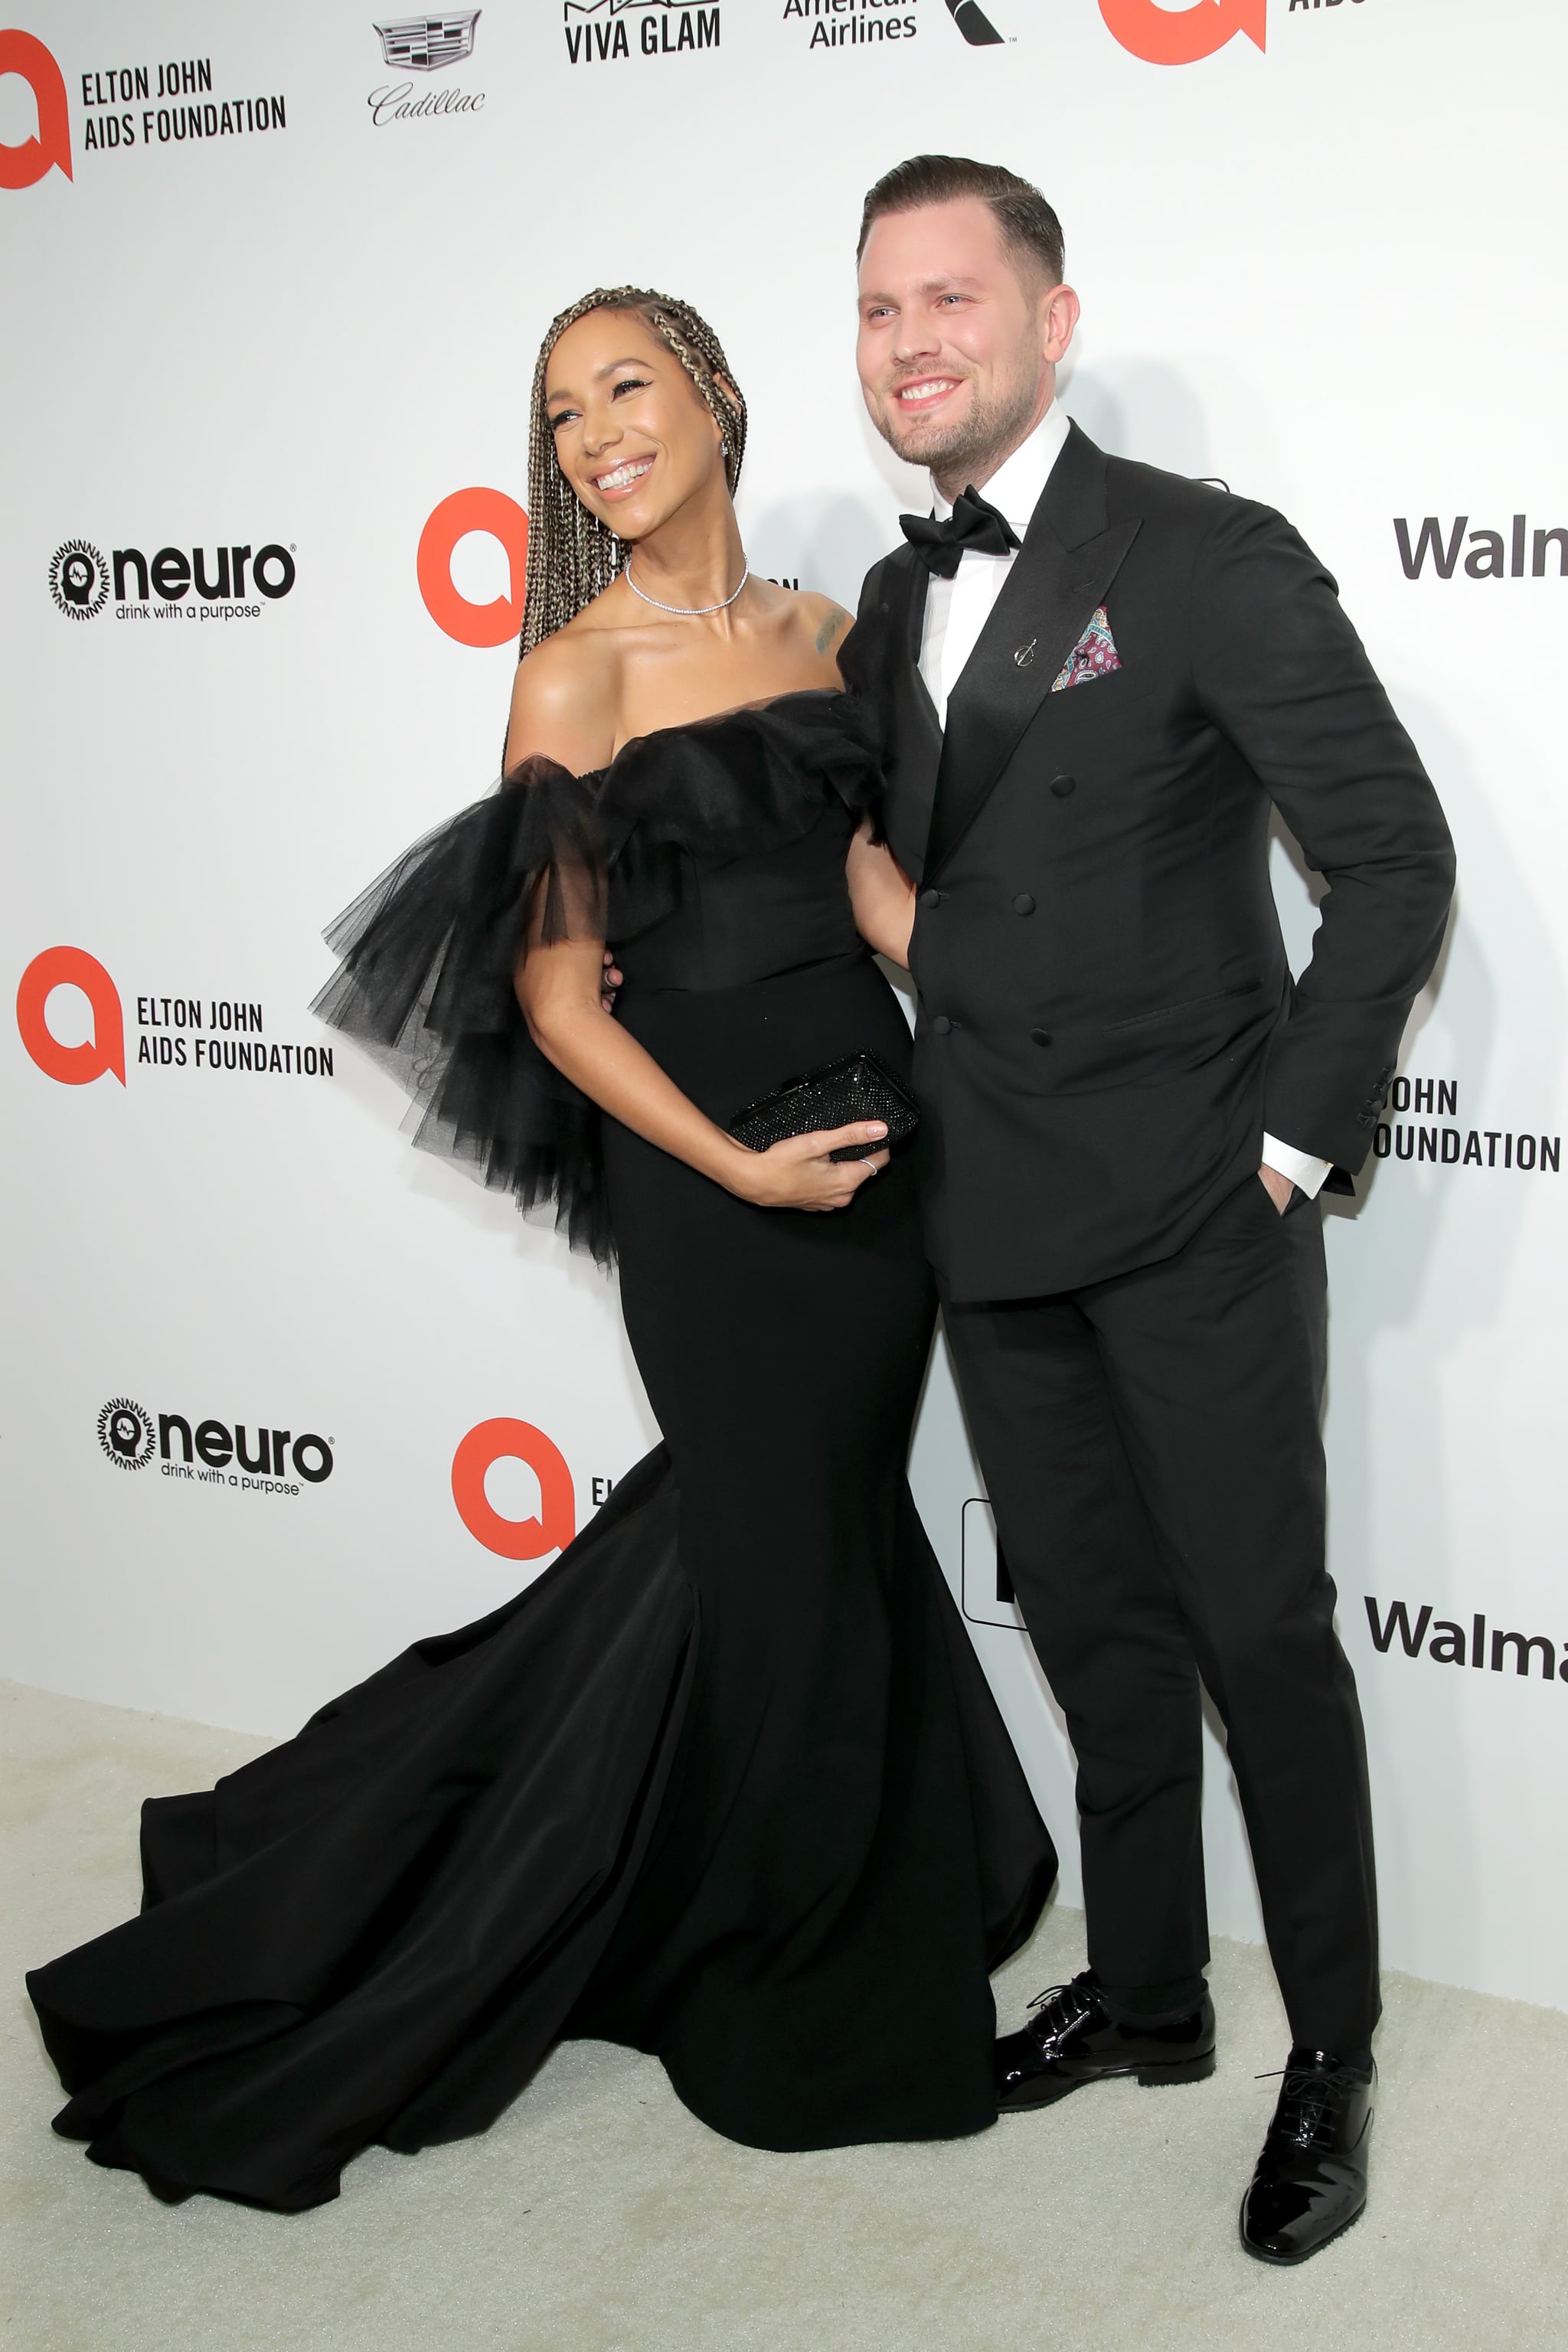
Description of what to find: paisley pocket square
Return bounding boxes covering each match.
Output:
[1051,606,1121,692]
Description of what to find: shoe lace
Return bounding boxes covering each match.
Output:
[1255,2060,1365,2151]
[1026,1973,1097,2040]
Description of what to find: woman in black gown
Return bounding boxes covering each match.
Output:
[27,287,1055,2211]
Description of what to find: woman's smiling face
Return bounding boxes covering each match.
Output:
[545,308,727,541]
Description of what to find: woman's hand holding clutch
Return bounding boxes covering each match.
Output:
[727,1123,890,1213]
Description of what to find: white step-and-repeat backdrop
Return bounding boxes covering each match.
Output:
[4,0,1564,2011]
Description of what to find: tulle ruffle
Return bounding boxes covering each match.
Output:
[312,691,883,1266]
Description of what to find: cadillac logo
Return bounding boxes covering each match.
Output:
[373,11,481,70]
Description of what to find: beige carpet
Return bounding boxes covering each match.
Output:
[2,1679,1563,2352]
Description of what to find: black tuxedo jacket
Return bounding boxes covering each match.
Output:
[850,422,1455,1302]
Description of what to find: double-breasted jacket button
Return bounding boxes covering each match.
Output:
[1029,1027,1053,1047]
[1049,773,1076,799]
[920,887,942,909]
[1012,892,1036,916]
[930,1015,953,1036]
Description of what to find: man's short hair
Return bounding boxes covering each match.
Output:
[857,154,1065,289]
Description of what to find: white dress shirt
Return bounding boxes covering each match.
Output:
[914,401,1331,1201]
[917,400,1071,730]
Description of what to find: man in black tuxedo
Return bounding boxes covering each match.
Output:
[851,155,1454,2264]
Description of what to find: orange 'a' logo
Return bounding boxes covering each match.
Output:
[1099,0,1265,67]
[16,946,125,1084]
[417,488,529,648]
[450,1417,576,1560]
[0,30,73,188]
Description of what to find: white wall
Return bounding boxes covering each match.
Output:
[4,0,1565,2008]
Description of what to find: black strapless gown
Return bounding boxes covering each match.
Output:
[27,694,1056,2210]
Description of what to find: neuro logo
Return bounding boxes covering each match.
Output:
[16,946,126,1086]
[98,1398,157,1472]
[417,488,529,648]
[0,28,72,188]
[946,0,1003,44]
[451,1418,576,1560]
[47,536,296,621]
[1099,0,1265,67]
[374,11,482,69]
[48,541,111,620]
[98,1399,335,1489]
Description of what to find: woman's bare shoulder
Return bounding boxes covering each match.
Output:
[505,626,621,775]
[789,587,854,669]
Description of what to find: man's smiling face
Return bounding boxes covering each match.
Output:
[855,195,1072,493]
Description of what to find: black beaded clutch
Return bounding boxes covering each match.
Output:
[726,1050,920,1164]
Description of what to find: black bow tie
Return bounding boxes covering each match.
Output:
[899,485,1021,578]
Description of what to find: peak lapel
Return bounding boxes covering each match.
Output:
[924,424,1140,881]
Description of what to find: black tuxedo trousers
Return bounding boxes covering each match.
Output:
[942,1174,1378,2056]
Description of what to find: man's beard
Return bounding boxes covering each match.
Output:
[877,367,1040,486]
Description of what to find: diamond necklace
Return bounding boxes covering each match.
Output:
[624,558,750,617]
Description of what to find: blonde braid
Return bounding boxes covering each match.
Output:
[518,287,747,658]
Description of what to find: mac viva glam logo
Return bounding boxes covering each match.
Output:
[563,0,720,66]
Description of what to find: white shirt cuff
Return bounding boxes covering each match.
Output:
[1261,1135,1332,1200]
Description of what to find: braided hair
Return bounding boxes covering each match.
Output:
[519,286,748,658]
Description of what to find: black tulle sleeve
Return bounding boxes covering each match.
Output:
[312,691,886,1269]
[311,757,617,1266]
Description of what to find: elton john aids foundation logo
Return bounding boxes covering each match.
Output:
[17,948,334,1086]
[15,946,125,1084]
[1099,0,1265,64]
[418,489,528,648]
[98,1398,156,1472]
[0,29,72,188]
[451,1419,576,1560]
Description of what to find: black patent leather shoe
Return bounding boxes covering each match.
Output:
[1239,2048,1375,2264]
[995,1971,1217,2112]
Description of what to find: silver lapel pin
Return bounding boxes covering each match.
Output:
[1014,639,1037,670]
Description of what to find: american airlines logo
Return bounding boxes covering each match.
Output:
[946,0,1003,42]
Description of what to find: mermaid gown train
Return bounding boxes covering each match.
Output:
[27,692,1056,2210]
